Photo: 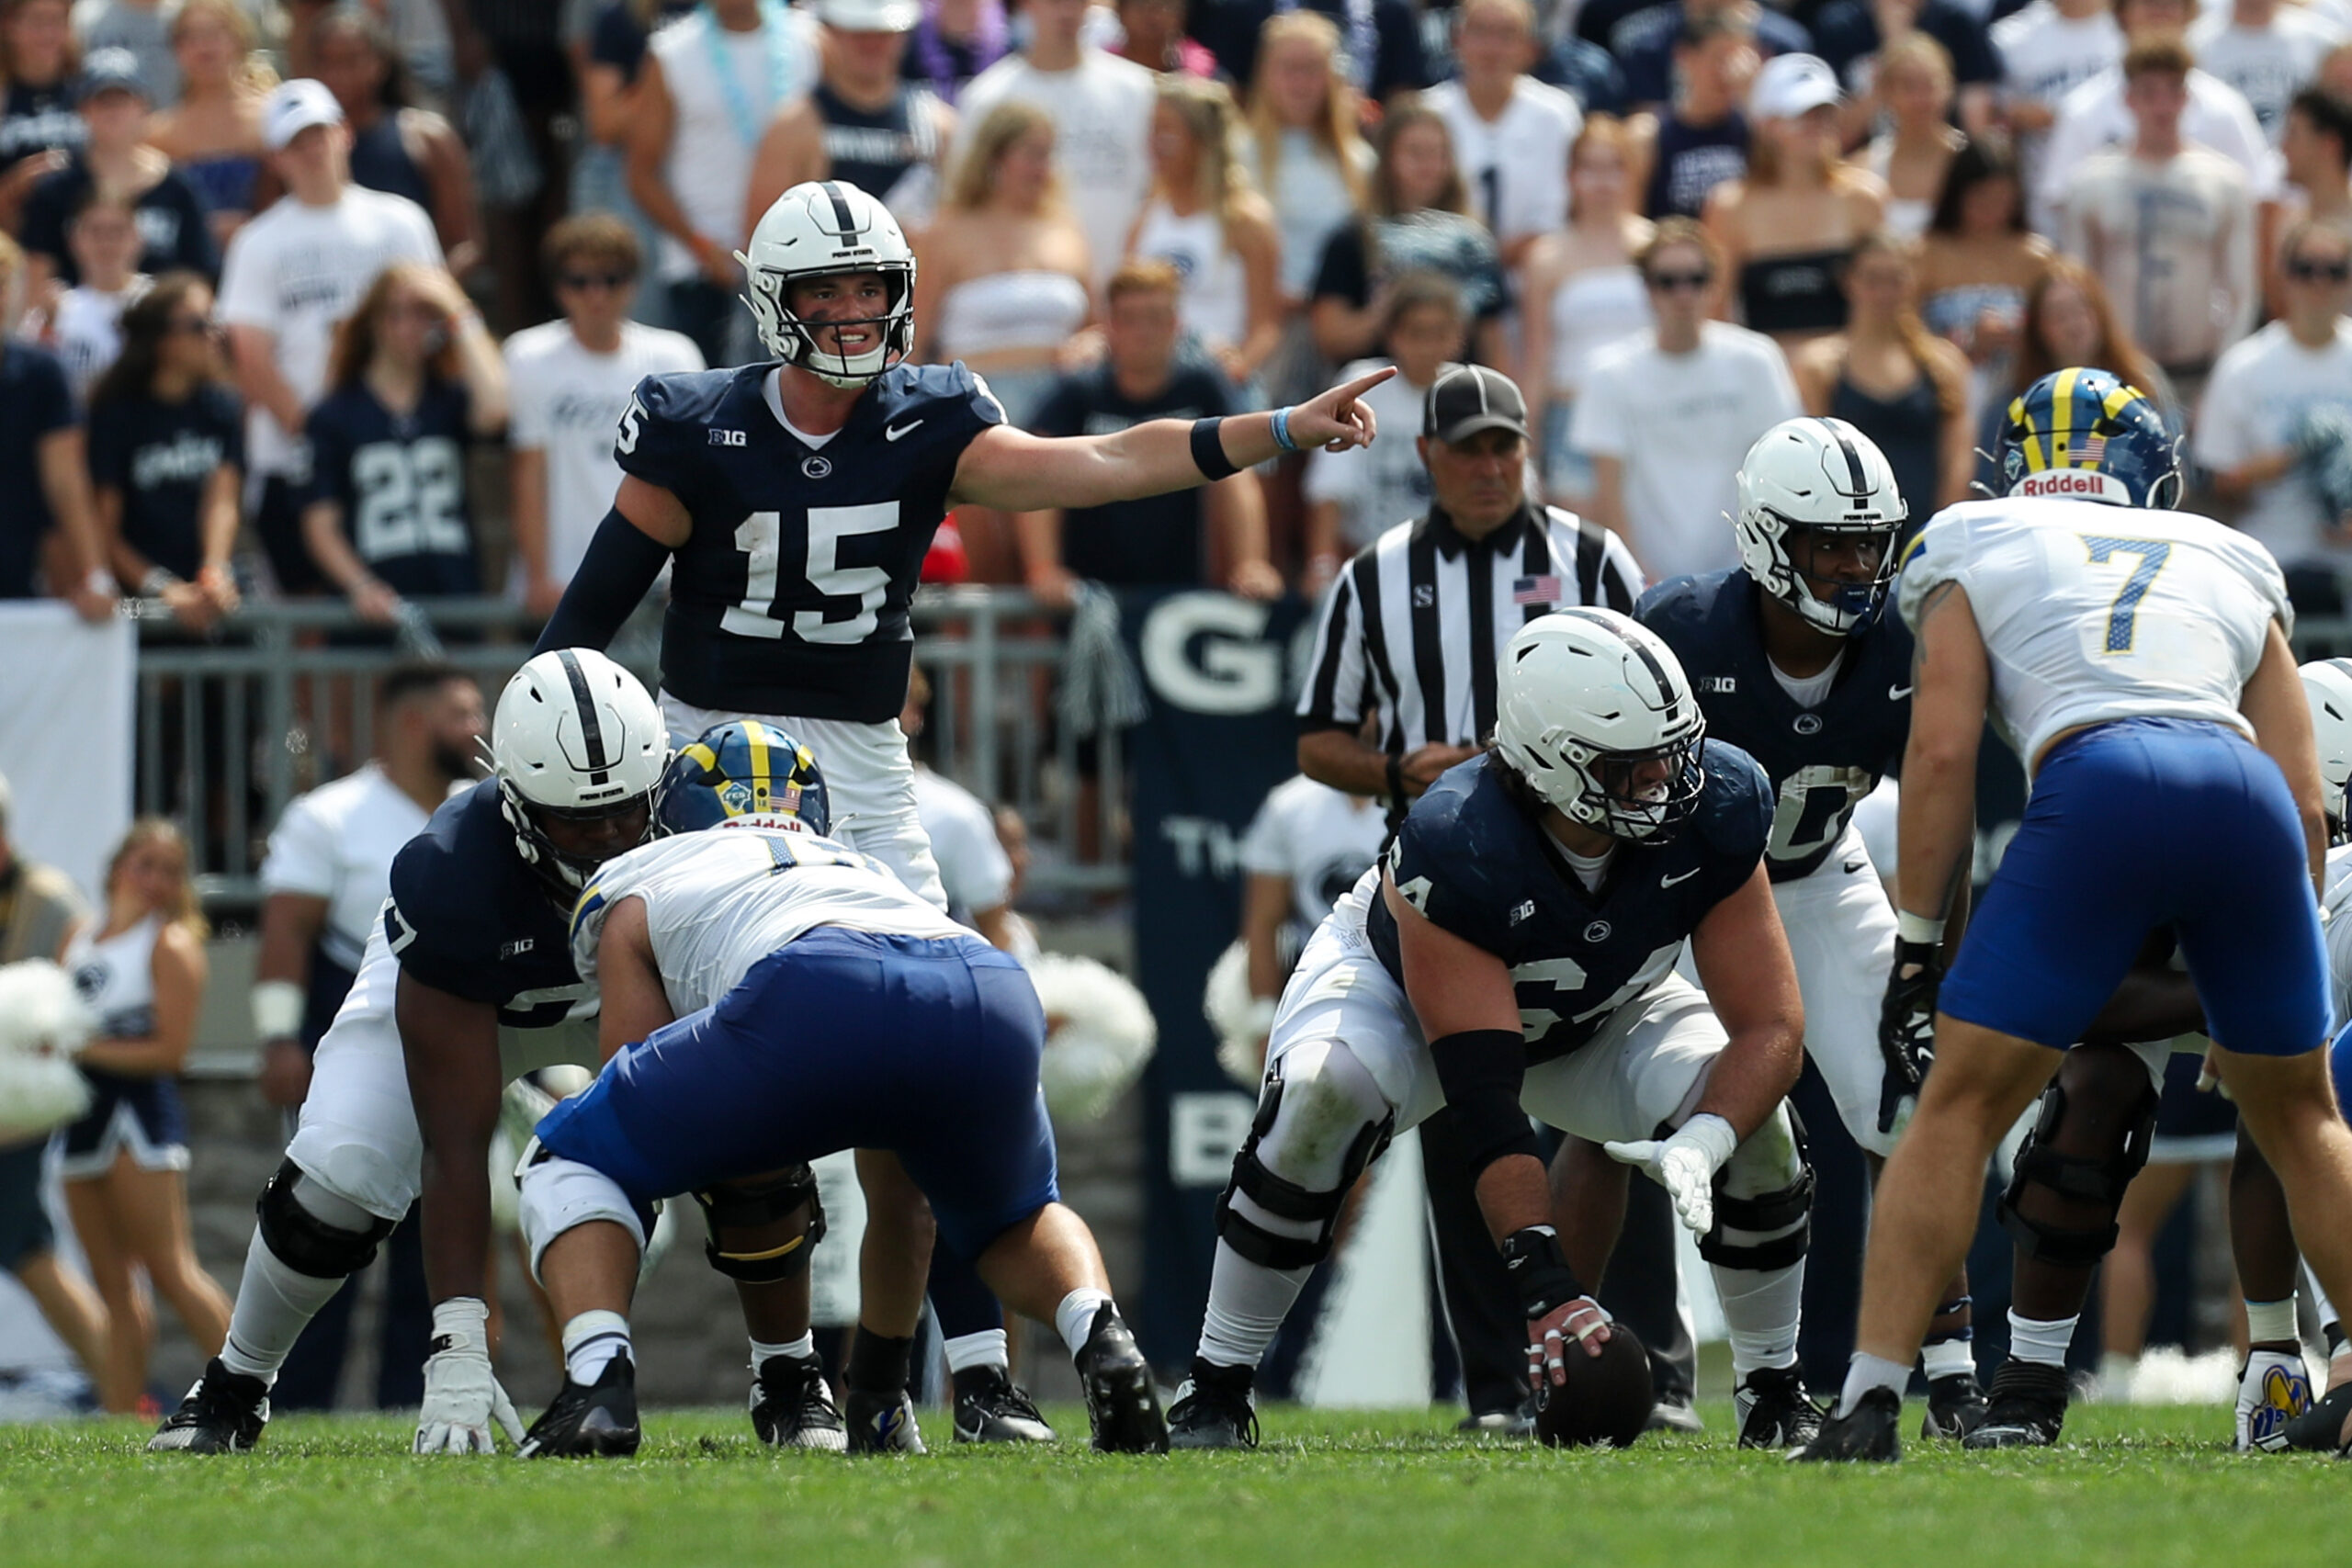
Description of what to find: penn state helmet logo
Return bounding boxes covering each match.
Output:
[1792,713,1824,735]
[1583,920,1611,943]
[802,454,833,479]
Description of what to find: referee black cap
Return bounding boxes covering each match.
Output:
[1424,364,1530,446]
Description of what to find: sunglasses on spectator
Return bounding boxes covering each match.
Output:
[164,316,218,337]
[2287,256,2352,283]
[560,271,633,291]
[1647,269,1713,293]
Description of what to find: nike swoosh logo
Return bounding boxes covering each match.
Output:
[1888,683,1914,700]
[885,419,923,441]
[1661,868,1701,887]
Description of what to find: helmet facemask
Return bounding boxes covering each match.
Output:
[1760,513,1900,636]
[1566,727,1710,841]
[740,259,915,388]
[498,780,656,905]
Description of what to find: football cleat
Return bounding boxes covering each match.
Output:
[518,1351,640,1459]
[1075,1305,1168,1454]
[1167,1358,1259,1450]
[1645,1393,1705,1434]
[2234,1348,2313,1453]
[146,1359,269,1453]
[1735,1363,1824,1450]
[1921,1370,1991,1439]
[2283,1381,2352,1452]
[1457,1393,1539,1438]
[750,1353,847,1451]
[844,1387,927,1454]
[952,1365,1057,1445]
[1789,1386,1902,1462]
[1962,1359,2069,1450]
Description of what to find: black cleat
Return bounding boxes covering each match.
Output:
[2284,1382,2352,1452]
[751,1353,846,1451]
[1075,1305,1167,1453]
[519,1352,640,1459]
[1167,1358,1259,1450]
[1921,1371,1991,1440]
[1736,1364,1825,1450]
[952,1365,1056,1444]
[1962,1359,2069,1450]
[147,1359,269,1453]
[844,1387,927,1454]
[1790,1385,1903,1462]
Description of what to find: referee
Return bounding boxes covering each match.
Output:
[1293,364,1698,1430]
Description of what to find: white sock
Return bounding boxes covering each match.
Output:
[1055,1288,1114,1358]
[2246,1298,2299,1346]
[1712,1259,1804,1384]
[2007,1310,2077,1369]
[218,1227,347,1386]
[751,1333,814,1370]
[2098,1350,2138,1394]
[1920,1337,1977,1380]
[1196,1240,1313,1371]
[944,1328,1009,1375]
[1836,1352,1911,1418]
[562,1310,632,1383]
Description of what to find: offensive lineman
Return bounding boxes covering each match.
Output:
[512,723,1163,1456]
[529,177,1388,1438]
[1167,610,1821,1450]
[1801,368,2352,1461]
[1635,417,1989,1438]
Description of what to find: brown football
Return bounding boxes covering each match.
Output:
[1532,1323,1651,1450]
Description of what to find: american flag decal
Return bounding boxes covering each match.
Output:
[1512,575,1562,605]
[2076,433,2106,464]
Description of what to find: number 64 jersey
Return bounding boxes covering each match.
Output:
[1895,497,2292,773]
[614,360,1005,724]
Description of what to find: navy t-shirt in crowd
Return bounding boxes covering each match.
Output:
[304,378,481,598]
[589,0,697,83]
[1613,2,1815,106]
[86,383,243,581]
[0,342,77,599]
[1030,361,1233,587]
[1812,0,2000,92]
[0,80,83,169]
[19,158,220,287]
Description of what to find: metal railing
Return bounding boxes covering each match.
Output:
[129,590,1126,908]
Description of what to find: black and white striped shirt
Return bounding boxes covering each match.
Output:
[1297,503,1645,752]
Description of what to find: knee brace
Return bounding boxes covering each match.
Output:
[1698,1105,1814,1272]
[1997,1070,2161,1266]
[255,1158,398,1280]
[692,1164,826,1284]
[518,1151,655,1284]
[1214,1060,1395,1273]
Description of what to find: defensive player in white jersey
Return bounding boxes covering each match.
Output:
[513,722,1165,1456]
[1801,367,2352,1461]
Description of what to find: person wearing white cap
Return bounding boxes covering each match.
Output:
[214,77,442,596]
[747,0,956,238]
[1702,51,1886,351]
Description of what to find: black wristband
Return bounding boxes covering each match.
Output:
[1385,754,1406,808]
[1499,1225,1587,1319]
[1191,416,1240,481]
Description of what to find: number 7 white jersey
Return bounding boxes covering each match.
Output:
[1896,496,2293,772]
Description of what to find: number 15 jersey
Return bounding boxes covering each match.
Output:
[616,360,1005,722]
[1896,497,2293,773]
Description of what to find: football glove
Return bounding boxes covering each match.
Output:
[1603,1113,1737,1236]
[413,1297,525,1455]
[1877,937,1942,1135]
[1499,1226,1608,1388]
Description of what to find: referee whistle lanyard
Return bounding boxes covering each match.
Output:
[703,0,798,150]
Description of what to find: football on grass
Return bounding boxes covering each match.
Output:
[1533,1323,1651,1449]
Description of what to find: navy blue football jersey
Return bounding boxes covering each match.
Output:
[1637,570,1913,882]
[614,360,1004,721]
[383,780,592,1030]
[1366,744,1774,1062]
[305,378,481,598]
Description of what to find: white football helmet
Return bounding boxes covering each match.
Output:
[2302,657,2352,834]
[1491,609,1707,841]
[1734,416,1907,636]
[492,649,670,897]
[735,179,915,387]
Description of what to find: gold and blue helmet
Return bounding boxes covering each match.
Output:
[2000,367,2180,509]
[653,720,830,837]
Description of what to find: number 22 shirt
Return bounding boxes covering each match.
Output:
[304,377,480,597]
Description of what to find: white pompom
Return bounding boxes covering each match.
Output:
[1201,940,1268,1089]
[0,960,96,1060]
[1025,951,1158,1124]
[0,1052,91,1140]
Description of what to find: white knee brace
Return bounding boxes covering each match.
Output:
[1216,1039,1397,1270]
[1700,1103,1814,1272]
[518,1155,649,1285]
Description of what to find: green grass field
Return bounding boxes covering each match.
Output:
[5,1403,2348,1567]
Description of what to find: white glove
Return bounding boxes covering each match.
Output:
[1603,1113,1739,1236]
[413,1297,526,1454]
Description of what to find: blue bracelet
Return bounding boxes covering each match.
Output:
[1271,405,1297,453]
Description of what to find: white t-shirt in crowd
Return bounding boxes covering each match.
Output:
[1422,76,1581,250]
[1992,3,2122,203]
[955,48,1156,287]
[1237,773,1389,935]
[910,763,1013,925]
[503,318,705,592]
[648,5,820,283]
[2063,146,2257,372]
[2034,65,2278,231]
[257,761,434,973]
[1568,322,1802,582]
[215,186,443,479]
[51,276,146,405]
[2188,9,2344,145]
[1302,360,1436,550]
[2193,317,2352,570]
